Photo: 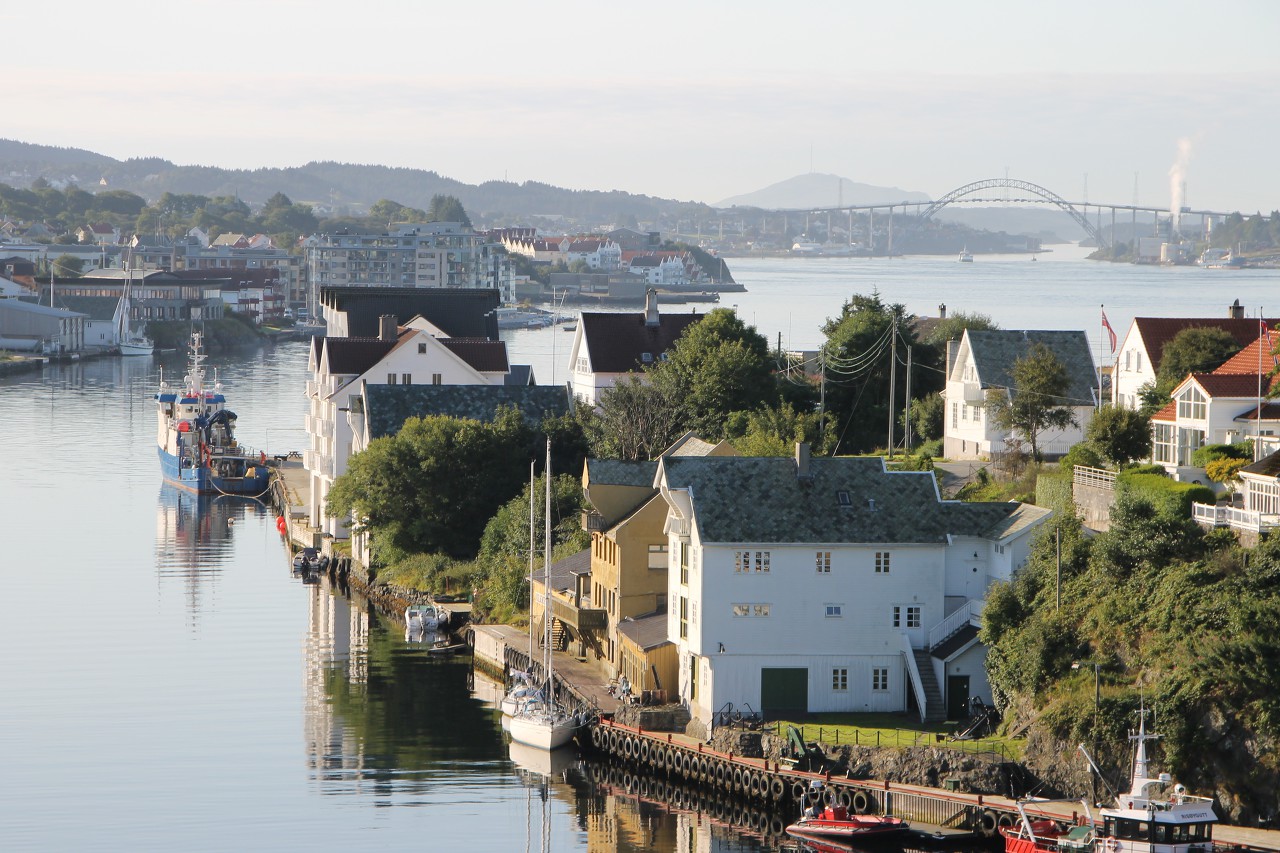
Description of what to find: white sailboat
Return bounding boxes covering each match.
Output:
[116,267,154,356]
[502,461,544,717]
[508,440,578,751]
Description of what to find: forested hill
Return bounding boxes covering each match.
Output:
[0,139,712,226]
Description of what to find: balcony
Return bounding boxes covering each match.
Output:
[960,382,985,404]
[582,510,607,532]
[551,594,606,631]
[1193,502,1279,533]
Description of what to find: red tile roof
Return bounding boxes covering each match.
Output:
[1151,401,1177,422]
[1214,335,1280,374]
[1189,372,1278,398]
[1135,317,1280,374]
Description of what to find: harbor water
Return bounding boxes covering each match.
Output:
[2,250,1276,851]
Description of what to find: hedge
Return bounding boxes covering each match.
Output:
[1115,472,1215,518]
[1035,470,1075,516]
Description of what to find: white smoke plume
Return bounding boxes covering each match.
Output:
[1169,137,1192,232]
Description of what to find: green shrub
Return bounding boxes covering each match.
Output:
[1124,463,1167,476]
[916,438,943,458]
[1035,470,1075,515]
[1059,442,1105,473]
[1116,472,1216,517]
[1192,442,1252,467]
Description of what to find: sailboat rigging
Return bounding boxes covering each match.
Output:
[116,265,154,356]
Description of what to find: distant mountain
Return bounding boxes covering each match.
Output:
[0,138,713,226]
[715,173,931,209]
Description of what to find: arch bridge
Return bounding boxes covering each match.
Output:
[919,178,1108,248]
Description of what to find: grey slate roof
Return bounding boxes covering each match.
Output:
[1241,449,1280,478]
[659,455,1021,545]
[965,329,1098,406]
[49,294,118,322]
[534,548,591,595]
[505,364,535,386]
[365,384,571,439]
[585,459,659,487]
[320,286,499,339]
[618,612,673,650]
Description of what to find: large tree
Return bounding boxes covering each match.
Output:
[1086,405,1153,467]
[984,342,1077,461]
[1157,327,1242,392]
[325,409,534,562]
[587,377,684,461]
[427,194,471,227]
[650,307,774,438]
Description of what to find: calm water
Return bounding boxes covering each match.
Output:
[3,251,1275,850]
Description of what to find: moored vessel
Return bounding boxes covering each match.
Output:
[154,330,271,496]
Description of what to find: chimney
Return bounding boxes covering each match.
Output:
[938,303,947,319]
[1229,299,1244,320]
[795,441,811,479]
[378,314,398,341]
[644,288,660,327]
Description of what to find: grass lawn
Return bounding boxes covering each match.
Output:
[766,712,1024,761]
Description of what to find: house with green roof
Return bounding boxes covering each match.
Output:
[654,445,1051,732]
[944,328,1099,461]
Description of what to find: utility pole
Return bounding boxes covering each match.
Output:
[887,323,897,458]
[819,349,827,448]
[904,345,913,452]
[1055,527,1062,611]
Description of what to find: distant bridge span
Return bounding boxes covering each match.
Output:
[919,178,1107,248]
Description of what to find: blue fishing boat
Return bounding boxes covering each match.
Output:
[154,331,271,496]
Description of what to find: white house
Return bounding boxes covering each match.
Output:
[944,329,1098,460]
[654,447,1051,733]
[565,238,621,271]
[1151,335,1280,480]
[566,289,701,407]
[304,314,509,541]
[1111,304,1275,410]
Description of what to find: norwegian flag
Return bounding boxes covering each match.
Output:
[1101,309,1117,354]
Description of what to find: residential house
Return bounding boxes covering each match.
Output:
[76,222,119,245]
[1151,334,1280,481]
[566,289,701,406]
[318,285,499,339]
[1111,302,1275,410]
[304,313,512,543]
[654,447,1051,732]
[944,329,1098,460]
[565,239,622,271]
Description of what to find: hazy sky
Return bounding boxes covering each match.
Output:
[7,0,1279,212]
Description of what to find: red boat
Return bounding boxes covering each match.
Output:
[786,804,911,844]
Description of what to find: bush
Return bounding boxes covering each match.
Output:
[1116,472,1216,518]
[916,438,943,458]
[1192,442,1252,468]
[1124,463,1167,476]
[1059,442,1105,473]
[1035,470,1075,515]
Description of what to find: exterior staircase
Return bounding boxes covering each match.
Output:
[912,649,947,722]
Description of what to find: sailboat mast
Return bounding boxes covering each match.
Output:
[544,438,553,691]
[528,460,535,666]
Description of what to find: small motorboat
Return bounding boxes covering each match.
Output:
[786,804,910,844]
[405,604,449,641]
[292,547,327,573]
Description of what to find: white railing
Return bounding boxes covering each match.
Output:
[928,598,984,650]
[305,380,319,398]
[1192,502,1225,526]
[961,382,985,403]
[1073,465,1117,490]
[1191,502,1279,532]
[900,633,928,724]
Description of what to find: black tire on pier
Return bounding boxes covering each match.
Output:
[979,808,999,837]
[852,789,871,814]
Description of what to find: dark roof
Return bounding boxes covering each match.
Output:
[580,310,701,373]
[365,384,571,439]
[659,455,1021,545]
[618,612,673,651]
[1134,317,1279,374]
[505,364,535,386]
[322,338,395,376]
[439,338,509,373]
[49,294,117,322]
[965,329,1097,406]
[535,549,591,594]
[585,459,659,487]
[1234,403,1280,422]
[1241,449,1280,478]
[320,286,499,339]
[1188,372,1277,398]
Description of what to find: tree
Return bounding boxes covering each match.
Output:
[724,403,834,457]
[325,409,533,562]
[906,390,945,443]
[1086,405,1153,467]
[922,311,999,348]
[1156,327,1242,393]
[588,378,684,461]
[51,254,83,276]
[650,307,774,438]
[984,342,1076,461]
[427,194,471,227]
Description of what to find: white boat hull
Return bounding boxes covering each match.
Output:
[119,340,154,356]
[508,713,575,750]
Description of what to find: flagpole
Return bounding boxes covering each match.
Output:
[1258,307,1264,461]
[1099,304,1105,407]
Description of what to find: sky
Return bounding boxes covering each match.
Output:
[6,0,1280,213]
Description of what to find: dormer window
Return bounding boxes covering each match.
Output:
[641,352,654,364]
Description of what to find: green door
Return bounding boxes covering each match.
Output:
[760,668,808,717]
[947,675,971,720]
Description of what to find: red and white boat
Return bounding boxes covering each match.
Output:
[786,804,910,844]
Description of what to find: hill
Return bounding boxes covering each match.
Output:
[714,172,931,209]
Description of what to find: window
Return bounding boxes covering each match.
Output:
[679,596,688,639]
[647,544,668,570]
[1153,423,1174,463]
[418,342,427,354]
[961,404,968,421]
[872,668,889,691]
[692,601,698,626]
[431,373,442,385]
[951,401,958,427]
[1177,427,1205,466]
[753,604,771,617]
[875,551,890,573]
[401,373,411,385]
[387,373,397,384]
[816,551,831,573]
[892,605,922,629]
[1177,385,1206,420]
[732,603,771,617]
[825,604,843,618]
[680,542,690,585]
[832,668,848,691]
[754,551,771,573]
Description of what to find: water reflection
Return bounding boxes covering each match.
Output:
[154,485,270,621]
